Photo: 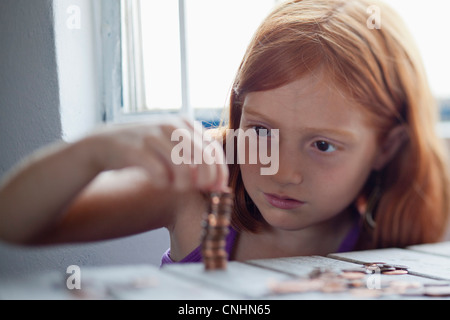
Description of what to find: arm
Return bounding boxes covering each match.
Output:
[0,140,99,244]
[28,167,180,245]
[0,119,228,245]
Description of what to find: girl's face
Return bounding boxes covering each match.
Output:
[239,72,383,232]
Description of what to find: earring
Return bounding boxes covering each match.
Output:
[356,173,382,230]
[364,183,381,229]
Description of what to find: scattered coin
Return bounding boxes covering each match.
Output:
[379,266,396,272]
[321,279,348,293]
[424,286,450,297]
[363,262,410,275]
[382,270,408,275]
[348,279,366,288]
[363,262,387,267]
[340,271,367,280]
[384,281,423,295]
[308,268,335,279]
[342,267,369,274]
[388,264,409,270]
[269,278,323,294]
[350,288,383,298]
[266,261,431,298]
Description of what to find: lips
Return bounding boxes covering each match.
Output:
[263,193,304,210]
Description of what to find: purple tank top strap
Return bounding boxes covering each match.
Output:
[337,218,361,253]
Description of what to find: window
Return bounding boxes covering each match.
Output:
[118,0,450,127]
[120,0,278,125]
[386,0,450,121]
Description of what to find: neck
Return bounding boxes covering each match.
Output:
[233,209,356,260]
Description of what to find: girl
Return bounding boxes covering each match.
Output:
[224,0,450,253]
[0,0,449,262]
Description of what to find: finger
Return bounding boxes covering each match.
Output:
[187,119,230,191]
[213,145,229,192]
[203,139,229,192]
[166,119,229,192]
[194,132,229,191]
[164,120,218,192]
[137,154,171,189]
[158,124,197,191]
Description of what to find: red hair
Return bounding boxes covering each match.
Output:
[223,0,450,248]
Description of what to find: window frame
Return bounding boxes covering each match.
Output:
[121,0,146,114]
[104,0,193,123]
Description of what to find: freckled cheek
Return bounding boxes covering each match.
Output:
[239,163,266,193]
[240,163,262,180]
[314,166,369,205]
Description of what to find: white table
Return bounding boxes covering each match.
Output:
[1,242,450,301]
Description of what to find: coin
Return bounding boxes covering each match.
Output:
[269,278,323,294]
[389,264,409,270]
[342,267,370,274]
[383,281,422,295]
[207,214,217,226]
[202,240,226,249]
[205,234,228,241]
[363,263,384,273]
[364,262,387,267]
[340,271,367,280]
[321,279,348,293]
[202,190,233,271]
[424,286,450,297]
[204,256,227,269]
[382,269,408,275]
[205,262,227,270]
[201,248,227,258]
[350,288,382,298]
[214,217,230,227]
[308,268,335,279]
[206,226,229,235]
[379,266,396,272]
[348,279,365,288]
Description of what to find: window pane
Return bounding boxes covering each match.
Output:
[135,0,450,118]
[388,0,450,100]
[140,0,182,110]
[185,0,277,109]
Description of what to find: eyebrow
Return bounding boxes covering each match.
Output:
[242,106,357,141]
[242,106,279,125]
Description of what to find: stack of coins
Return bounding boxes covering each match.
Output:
[201,189,233,271]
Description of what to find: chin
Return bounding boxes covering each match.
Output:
[259,209,311,232]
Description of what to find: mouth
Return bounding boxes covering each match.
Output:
[263,193,305,210]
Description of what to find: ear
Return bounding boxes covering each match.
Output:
[373,125,408,171]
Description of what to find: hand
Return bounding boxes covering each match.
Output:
[84,117,229,192]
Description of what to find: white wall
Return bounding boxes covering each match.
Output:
[0,0,170,278]
[54,0,103,141]
[0,0,62,174]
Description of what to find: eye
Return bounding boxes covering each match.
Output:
[314,141,337,153]
[252,126,271,137]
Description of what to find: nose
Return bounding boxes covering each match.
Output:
[271,147,303,186]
